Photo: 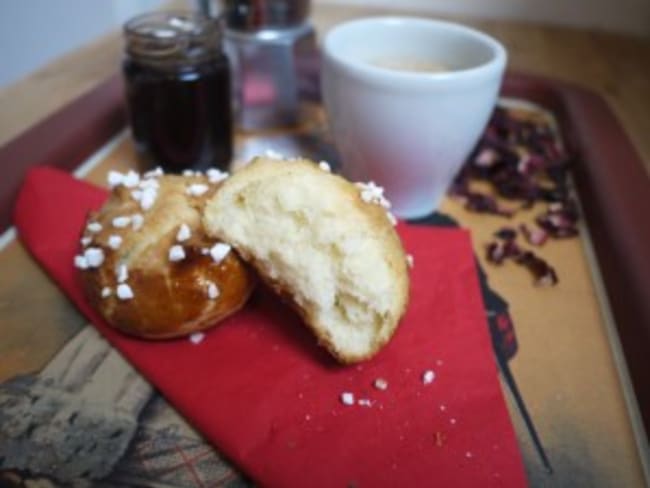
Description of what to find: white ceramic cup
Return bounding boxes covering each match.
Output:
[321,17,507,218]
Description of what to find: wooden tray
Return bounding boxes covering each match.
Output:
[2,71,648,426]
[1,71,648,485]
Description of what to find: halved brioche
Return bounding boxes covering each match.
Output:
[203,157,410,363]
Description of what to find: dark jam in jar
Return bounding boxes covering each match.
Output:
[123,12,232,172]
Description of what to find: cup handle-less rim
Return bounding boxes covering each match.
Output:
[322,16,507,88]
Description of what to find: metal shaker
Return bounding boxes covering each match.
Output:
[222,0,316,130]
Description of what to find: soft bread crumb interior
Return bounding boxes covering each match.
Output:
[205,164,402,358]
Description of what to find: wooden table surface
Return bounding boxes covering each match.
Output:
[1,4,649,177]
[1,4,649,486]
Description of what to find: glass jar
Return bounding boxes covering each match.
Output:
[123,11,232,172]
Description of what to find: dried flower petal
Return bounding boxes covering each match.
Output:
[474,148,500,168]
[516,251,558,286]
[494,227,517,241]
[486,239,522,265]
[536,211,578,238]
[454,190,514,218]
[519,223,548,246]
[457,106,575,223]
[455,105,577,288]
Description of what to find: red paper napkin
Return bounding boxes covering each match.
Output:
[14,167,527,487]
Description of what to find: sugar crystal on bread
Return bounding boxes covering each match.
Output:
[187,183,209,196]
[143,166,163,179]
[176,223,191,242]
[168,245,186,262]
[122,170,140,188]
[84,248,105,268]
[112,216,131,228]
[207,282,220,299]
[108,235,122,250]
[116,283,134,300]
[74,255,88,269]
[207,168,229,184]
[116,263,128,283]
[87,221,102,233]
[131,213,144,230]
[210,243,231,263]
[107,170,124,188]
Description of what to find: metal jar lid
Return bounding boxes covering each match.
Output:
[124,11,222,65]
[223,0,310,31]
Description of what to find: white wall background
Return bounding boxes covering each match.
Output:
[0,0,648,89]
[0,0,165,88]
[317,0,650,37]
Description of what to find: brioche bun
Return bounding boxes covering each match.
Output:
[203,157,409,363]
[76,171,255,339]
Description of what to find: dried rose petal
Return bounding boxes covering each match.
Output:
[539,186,569,203]
[519,223,548,246]
[486,239,522,265]
[536,211,579,238]
[494,227,517,241]
[491,168,541,203]
[516,251,558,286]
[456,190,515,218]
[449,173,470,196]
[456,106,577,227]
[459,105,577,287]
[516,152,547,176]
[486,241,506,264]
[552,199,580,221]
[474,148,500,168]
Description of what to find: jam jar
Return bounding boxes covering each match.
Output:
[123,12,232,172]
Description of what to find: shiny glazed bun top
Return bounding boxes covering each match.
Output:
[75,167,256,339]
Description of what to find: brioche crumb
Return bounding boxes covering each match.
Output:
[374,378,388,390]
[341,392,355,405]
[189,332,205,344]
[422,370,435,384]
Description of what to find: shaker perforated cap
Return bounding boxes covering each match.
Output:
[223,0,310,30]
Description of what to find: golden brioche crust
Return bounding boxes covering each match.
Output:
[77,172,255,339]
[203,157,410,363]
